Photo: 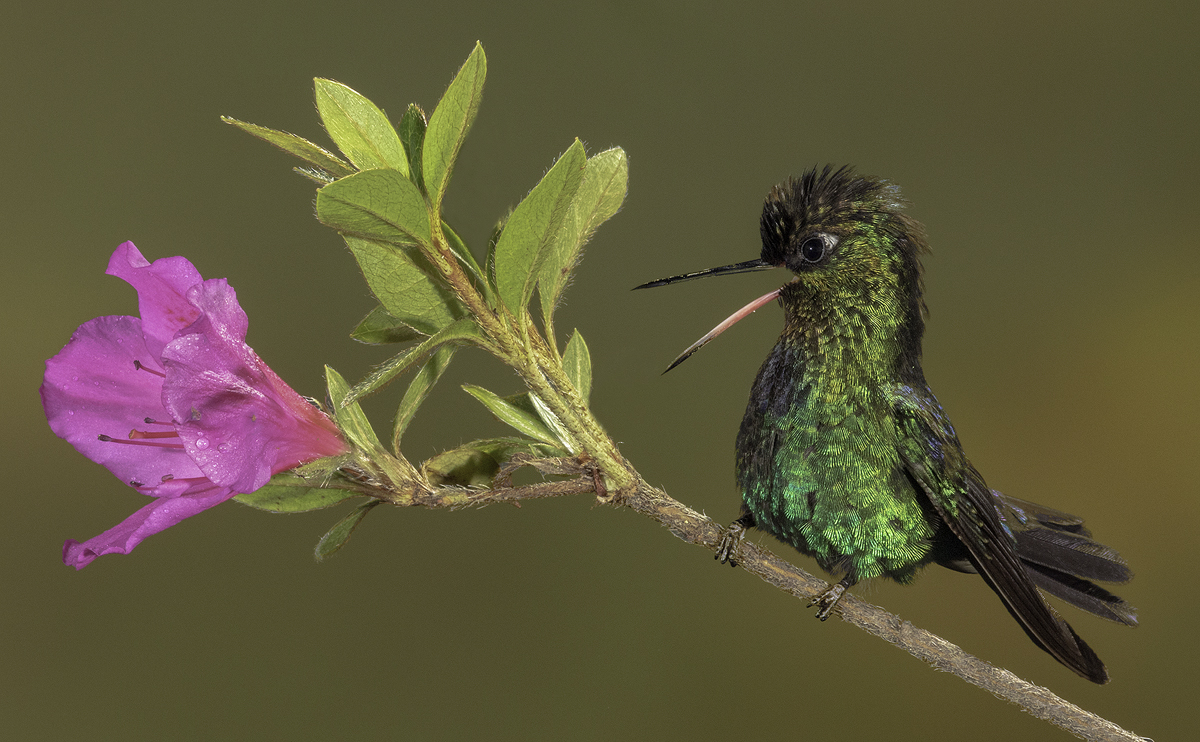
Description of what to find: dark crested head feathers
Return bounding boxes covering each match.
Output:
[760,165,926,278]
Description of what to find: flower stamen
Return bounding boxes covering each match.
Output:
[133,360,165,378]
[97,433,185,449]
[128,429,180,440]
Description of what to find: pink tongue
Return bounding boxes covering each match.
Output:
[665,286,783,372]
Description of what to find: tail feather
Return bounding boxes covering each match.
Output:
[1015,529,1133,584]
[1025,562,1138,626]
[994,490,1138,626]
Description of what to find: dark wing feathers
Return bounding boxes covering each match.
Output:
[892,388,1111,684]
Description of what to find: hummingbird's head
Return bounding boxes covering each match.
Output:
[753,165,921,282]
[759,166,927,311]
[636,165,929,372]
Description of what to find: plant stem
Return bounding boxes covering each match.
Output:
[376,467,1144,742]
[423,222,634,491]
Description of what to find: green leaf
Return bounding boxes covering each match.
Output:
[234,472,363,512]
[221,116,355,179]
[315,499,383,561]
[423,437,561,488]
[423,42,486,211]
[345,318,484,406]
[317,169,431,246]
[398,103,427,193]
[463,384,563,447]
[493,140,587,316]
[484,211,509,299]
[501,392,575,451]
[527,392,575,452]
[351,305,425,345]
[294,166,337,185]
[393,345,456,447]
[314,79,408,174]
[441,220,488,297]
[342,236,459,335]
[502,391,542,420]
[562,329,592,402]
[538,147,628,320]
[326,365,386,454]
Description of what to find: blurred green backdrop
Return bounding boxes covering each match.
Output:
[5,1,1197,740]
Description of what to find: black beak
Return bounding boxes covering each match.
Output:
[635,258,783,372]
[632,258,775,289]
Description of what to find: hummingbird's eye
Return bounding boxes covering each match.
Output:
[800,234,835,263]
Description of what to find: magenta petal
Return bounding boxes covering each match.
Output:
[106,241,204,356]
[62,482,235,569]
[40,314,205,488]
[161,279,347,493]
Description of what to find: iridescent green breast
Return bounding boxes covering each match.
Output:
[735,336,937,583]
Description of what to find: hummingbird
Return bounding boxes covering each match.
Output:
[635,166,1136,683]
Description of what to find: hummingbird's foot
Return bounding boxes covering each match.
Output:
[715,513,756,567]
[808,576,855,621]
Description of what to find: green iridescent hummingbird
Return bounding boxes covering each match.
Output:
[636,166,1136,683]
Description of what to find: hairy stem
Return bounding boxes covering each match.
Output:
[421,223,633,491]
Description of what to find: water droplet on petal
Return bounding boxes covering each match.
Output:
[217,443,230,453]
[195,438,210,450]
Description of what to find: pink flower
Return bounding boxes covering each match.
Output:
[42,242,349,569]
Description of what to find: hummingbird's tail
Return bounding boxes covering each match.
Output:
[997,492,1138,627]
[912,458,1133,683]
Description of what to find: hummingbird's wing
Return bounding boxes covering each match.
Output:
[890,386,1110,684]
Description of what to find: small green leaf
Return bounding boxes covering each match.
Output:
[493,140,587,316]
[501,391,542,421]
[441,221,488,299]
[317,169,431,246]
[502,392,575,451]
[423,42,486,211]
[484,211,509,298]
[463,384,562,447]
[345,318,484,406]
[314,79,408,174]
[351,305,425,345]
[527,392,575,452]
[393,345,456,448]
[234,472,362,512]
[423,437,561,487]
[326,365,386,454]
[315,499,383,561]
[342,236,460,335]
[562,329,592,402]
[294,166,337,184]
[538,147,628,320]
[221,116,355,179]
[398,103,427,192]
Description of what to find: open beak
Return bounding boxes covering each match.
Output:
[634,258,783,372]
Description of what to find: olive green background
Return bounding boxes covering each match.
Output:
[5,2,1197,740]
